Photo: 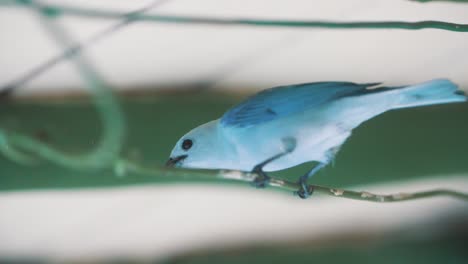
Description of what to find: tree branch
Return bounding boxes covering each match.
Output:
[115,159,468,202]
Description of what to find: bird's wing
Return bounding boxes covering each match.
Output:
[220,82,381,128]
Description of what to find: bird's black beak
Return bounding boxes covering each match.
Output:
[165,155,188,168]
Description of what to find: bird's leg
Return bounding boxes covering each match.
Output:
[295,146,340,198]
[251,137,296,188]
[295,162,328,199]
[251,153,285,188]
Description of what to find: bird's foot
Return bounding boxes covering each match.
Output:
[251,167,270,189]
[294,178,314,199]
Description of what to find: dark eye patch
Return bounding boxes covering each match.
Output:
[182,139,193,150]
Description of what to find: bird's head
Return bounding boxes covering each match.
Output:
[166,120,223,169]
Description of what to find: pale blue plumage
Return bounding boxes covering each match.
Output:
[221,82,383,128]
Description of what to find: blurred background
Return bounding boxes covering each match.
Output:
[0,0,468,263]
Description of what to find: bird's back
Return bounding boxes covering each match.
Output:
[220,82,382,128]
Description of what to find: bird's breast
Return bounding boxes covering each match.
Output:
[222,116,351,172]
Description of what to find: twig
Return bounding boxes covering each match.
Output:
[115,159,468,202]
[2,1,467,32]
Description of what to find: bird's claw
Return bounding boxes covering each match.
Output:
[295,180,314,199]
[251,175,270,188]
[251,167,270,189]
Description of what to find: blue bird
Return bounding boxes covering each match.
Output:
[167,79,466,198]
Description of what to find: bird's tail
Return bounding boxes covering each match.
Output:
[392,79,466,110]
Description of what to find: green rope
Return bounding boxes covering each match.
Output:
[1,0,467,32]
[0,0,126,169]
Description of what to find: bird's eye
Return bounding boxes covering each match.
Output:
[182,139,193,151]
